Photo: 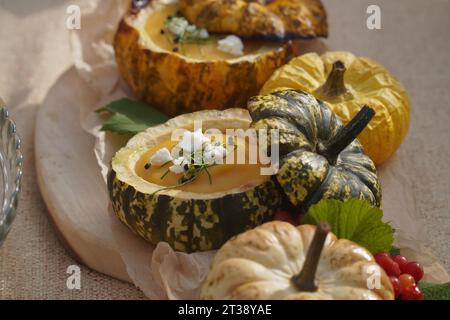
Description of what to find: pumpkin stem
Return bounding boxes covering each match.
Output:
[315,60,348,99]
[291,221,330,292]
[321,106,375,164]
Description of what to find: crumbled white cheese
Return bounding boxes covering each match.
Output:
[189,150,202,165]
[169,165,185,175]
[154,130,229,175]
[179,129,209,153]
[185,25,196,33]
[198,28,209,39]
[171,145,182,159]
[170,157,189,174]
[166,16,210,41]
[149,147,173,165]
[217,35,244,56]
[167,17,189,36]
[227,135,235,146]
[203,145,227,164]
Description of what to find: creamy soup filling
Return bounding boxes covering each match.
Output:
[136,132,269,194]
[144,4,278,60]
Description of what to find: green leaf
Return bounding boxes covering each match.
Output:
[419,282,450,300]
[100,113,151,134]
[389,246,401,257]
[97,98,169,134]
[302,198,394,254]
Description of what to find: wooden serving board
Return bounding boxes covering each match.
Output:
[35,67,130,282]
[34,64,450,289]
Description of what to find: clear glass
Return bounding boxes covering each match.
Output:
[0,101,23,247]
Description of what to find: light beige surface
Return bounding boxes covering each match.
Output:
[35,67,132,283]
[0,0,146,299]
[0,0,449,299]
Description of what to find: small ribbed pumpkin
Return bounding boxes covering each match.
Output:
[260,52,410,165]
[248,90,381,210]
[201,221,394,300]
[108,109,283,252]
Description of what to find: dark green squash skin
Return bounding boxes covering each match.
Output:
[108,170,283,252]
[248,90,381,210]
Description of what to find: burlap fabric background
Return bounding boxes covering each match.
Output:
[0,0,449,299]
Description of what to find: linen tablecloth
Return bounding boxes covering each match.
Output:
[0,0,449,299]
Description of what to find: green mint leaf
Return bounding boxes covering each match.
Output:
[302,198,394,254]
[98,98,169,134]
[419,282,450,300]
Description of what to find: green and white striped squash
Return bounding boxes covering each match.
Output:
[248,90,382,210]
[107,109,283,252]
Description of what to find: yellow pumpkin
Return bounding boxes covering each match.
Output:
[201,221,394,300]
[260,52,410,165]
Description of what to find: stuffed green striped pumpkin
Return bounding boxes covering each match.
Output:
[107,109,283,252]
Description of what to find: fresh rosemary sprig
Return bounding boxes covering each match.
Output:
[150,173,199,197]
[158,160,173,180]
[160,169,171,181]
[205,166,212,185]
[151,163,217,196]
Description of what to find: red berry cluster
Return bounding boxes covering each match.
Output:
[374,252,424,300]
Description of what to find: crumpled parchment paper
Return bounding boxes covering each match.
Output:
[71,0,450,300]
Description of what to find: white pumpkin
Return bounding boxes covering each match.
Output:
[201,221,394,300]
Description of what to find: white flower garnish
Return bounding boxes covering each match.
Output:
[170,157,189,174]
[149,147,173,165]
[217,35,244,56]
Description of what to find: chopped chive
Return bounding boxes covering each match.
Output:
[160,160,172,168]
[160,169,170,180]
[205,167,212,185]
[180,176,190,184]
